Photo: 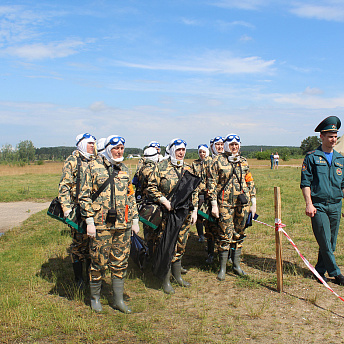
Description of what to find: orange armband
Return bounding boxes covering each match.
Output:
[245,172,253,183]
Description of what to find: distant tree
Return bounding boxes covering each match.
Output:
[0,144,16,162]
[17,140,35,162]
[300,136,321,154]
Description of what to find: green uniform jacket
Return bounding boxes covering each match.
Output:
[79,156,138,231]
[300,146,344,204]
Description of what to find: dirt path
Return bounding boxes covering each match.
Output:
[0,201,51,234]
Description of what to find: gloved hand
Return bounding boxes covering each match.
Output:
[64,209,72,218]
[159,196,172,211]
[190,208,198,225]
[131,219,140,234]
[86,218,96,238]
[250,197,257,218]
[211,200,219,218]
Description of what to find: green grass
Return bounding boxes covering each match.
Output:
[0,173,61,202]
[2,162,344,343]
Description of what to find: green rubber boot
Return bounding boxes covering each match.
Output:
[112,277,132,314]
[232,248,247,276]
[90,280,103,312]
[217,250,229,281]
[171,260,190,287]
[162,268,175,294]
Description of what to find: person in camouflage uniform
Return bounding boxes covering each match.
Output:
[208,133,256,280]
[133,141,162,183]
[192,144,212,243]
[134,146,160,256]
[79,135,139,313]
[147,138,198,294]
[204,136,225,264]
[58,133,96,288]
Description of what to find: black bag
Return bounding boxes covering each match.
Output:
[106,208,117,224]
[47,197,64,222]
[237,193,248,205]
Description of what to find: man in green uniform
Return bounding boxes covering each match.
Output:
[301,116,344,285]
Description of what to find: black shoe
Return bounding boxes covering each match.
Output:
[313,273,327,283]
[334,274,344,285]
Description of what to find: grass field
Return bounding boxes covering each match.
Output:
[1,159,344,343]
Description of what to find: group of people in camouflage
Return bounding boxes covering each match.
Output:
[58,132,256,313]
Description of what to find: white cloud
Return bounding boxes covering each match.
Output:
[240,34,253,42]
[303,86,323,95]
[211,0,269,10]
[274,92,344,108]
[290,2,344,21]
[179,17,202,26]
[113,52,275,75]
[3,39,90,60]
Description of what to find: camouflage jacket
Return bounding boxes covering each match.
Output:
[207,154,256,207]
[79,156,138,230]
[58,150,92,214]
[147,158,198,208]
[192,156,212,193]
[137,160,156,200]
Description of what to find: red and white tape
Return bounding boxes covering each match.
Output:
[253,218,344,302]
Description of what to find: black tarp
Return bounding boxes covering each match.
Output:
[130,232,149,271]
[152,170,201,279]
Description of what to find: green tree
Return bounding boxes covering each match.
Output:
[17,140,36,162]
[0,144,16,162]
[300,136,321,154]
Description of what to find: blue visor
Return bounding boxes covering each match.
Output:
[170,139,187,148]
[149,142,161,149]
[213,136,223,143]
[76,133,96,146]
[225,134,240,143]
[105,136,125,148]
[198,144,208,149]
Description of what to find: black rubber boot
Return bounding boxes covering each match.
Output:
[112,277,132,314]
[171,260,190,287]
[228,248,233,265]
[232,248,247,276]
[85,259,91,283]
[205,238,214,264]
[162,268,175,294]
[72,261,84,289]
[196,222,205,242]
[181,266,188,274]
[217,250,229,281]
[90,280,103,312]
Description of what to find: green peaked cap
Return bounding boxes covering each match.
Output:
[314,116,341,132]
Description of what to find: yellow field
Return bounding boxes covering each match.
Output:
[0,158,304,176]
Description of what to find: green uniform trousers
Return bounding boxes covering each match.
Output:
[311,201,342,277]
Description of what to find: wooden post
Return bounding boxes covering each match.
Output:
[274,186,283,292]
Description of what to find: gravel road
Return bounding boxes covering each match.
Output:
[0,201,51,234]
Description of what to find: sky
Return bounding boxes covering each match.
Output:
[1,0,344,149]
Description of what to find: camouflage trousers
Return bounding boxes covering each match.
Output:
[89,226,131,281]
[216,204,250,251]
[69,227,90,263]
[155,212,192,263]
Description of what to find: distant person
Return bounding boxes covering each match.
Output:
[58,133,96,289]
[270,152,274,169]
[273,152,279,169]
[301,116,344,285]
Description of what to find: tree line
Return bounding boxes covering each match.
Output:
[0,136,324,165]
